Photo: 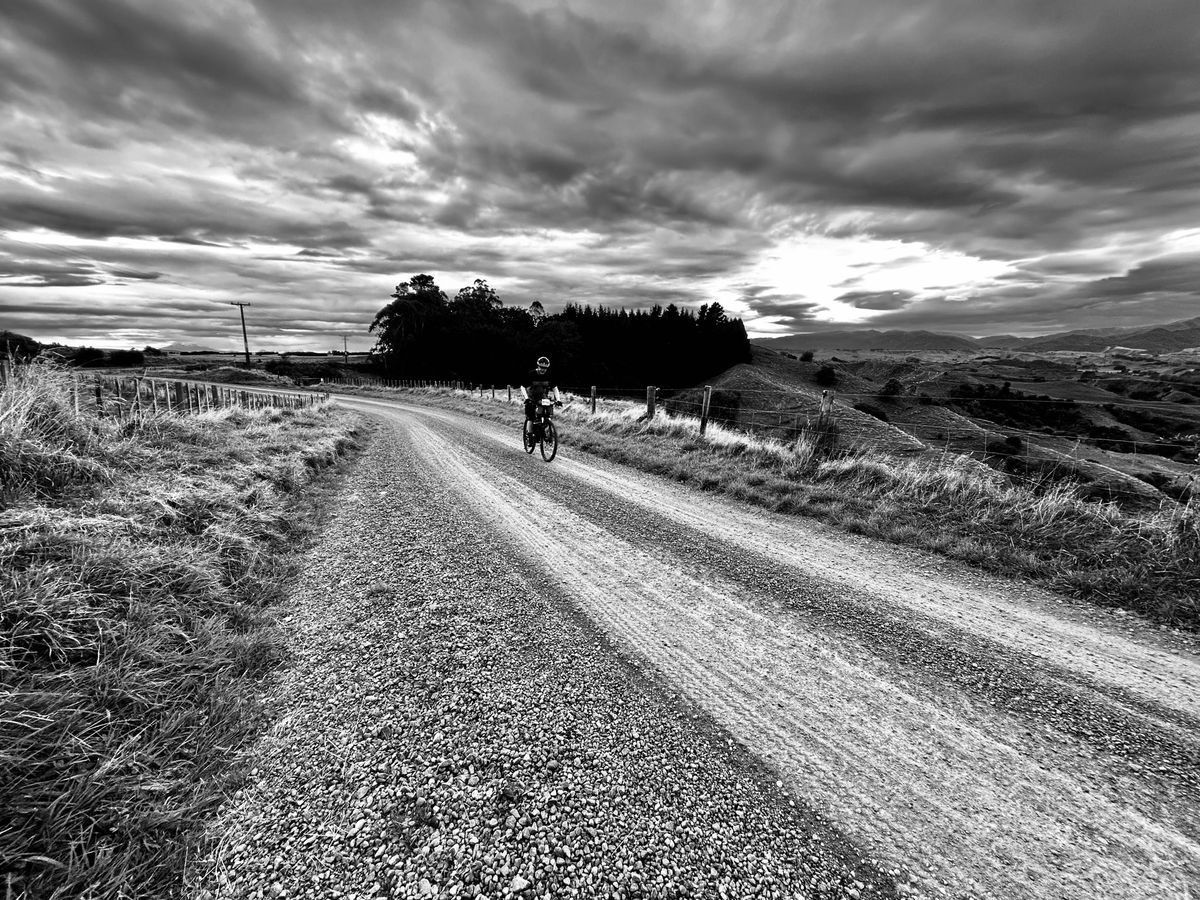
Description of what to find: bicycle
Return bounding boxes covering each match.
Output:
[522,398,560,462]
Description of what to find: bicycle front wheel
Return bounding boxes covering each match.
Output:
[522,420,535,454]
[540,420,558,462]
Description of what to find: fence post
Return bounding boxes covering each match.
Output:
[508,385,512,402]
[646,385,656,419]
[72,374,80,416]
[699,385,712,435]
[94,377,104,417]
[591,385,597,415]
[815,390,838,455]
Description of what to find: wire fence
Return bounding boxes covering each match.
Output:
[76,374,327,419]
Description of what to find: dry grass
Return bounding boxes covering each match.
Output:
[338,383,1199,628]
[1,360,362,899]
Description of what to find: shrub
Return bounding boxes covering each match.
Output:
[799,350,814,362]
[879,378,903,398]
[814,365,837,387]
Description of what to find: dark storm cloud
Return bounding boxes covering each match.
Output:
[748,301,825,330]
[6,274,105,288]
[0,0,329,146]
[835,290,915,311]
[871,253,1200,334]
[370,0,1200,279]
[108,269,163,281]
[1085,253,1200,300]
[1,180,370,253]
[4,0,1200,347]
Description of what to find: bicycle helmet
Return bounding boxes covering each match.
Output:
[536,356,550,369]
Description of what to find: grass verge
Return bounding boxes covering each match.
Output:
[1,361,363,899]
[338,384,1198,629]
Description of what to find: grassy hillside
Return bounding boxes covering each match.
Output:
[1,361,361,899]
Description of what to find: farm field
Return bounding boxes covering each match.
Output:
[693,346,1200,508]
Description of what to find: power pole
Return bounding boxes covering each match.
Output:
[342,334,350,365]
[229,302,251,365]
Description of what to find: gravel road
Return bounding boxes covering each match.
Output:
[194,397,1200,900]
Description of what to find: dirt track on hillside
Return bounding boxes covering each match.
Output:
[282,397,1200,898]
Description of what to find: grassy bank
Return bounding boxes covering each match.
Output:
[1,362,362,899]
[342,384,1198,628]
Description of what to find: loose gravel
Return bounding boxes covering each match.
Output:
[191,416,896,900]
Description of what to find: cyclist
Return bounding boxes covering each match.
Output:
[521,356,561,435]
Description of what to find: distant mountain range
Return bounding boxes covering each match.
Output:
[160,341,222,353]
[753,316,1200,353]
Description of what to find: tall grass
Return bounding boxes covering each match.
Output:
[581,399,1198,625]
[1,361,360,899]
[339,384,1199,627]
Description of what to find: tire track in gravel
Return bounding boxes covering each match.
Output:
[452,423,1200,793]
[338,397,1200,900]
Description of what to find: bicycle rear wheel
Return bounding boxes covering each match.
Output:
[540,420,558,461]
[522,420,535,454]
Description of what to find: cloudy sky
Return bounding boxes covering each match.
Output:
[3,0,1200,351]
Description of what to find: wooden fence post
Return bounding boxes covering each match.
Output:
[646,385,656,419]
[590,385,597,415]
[72,374,80,416]
[814,390,838,455]
[507,385,512,402]
[699,385,712,435]
[94,377,104,417]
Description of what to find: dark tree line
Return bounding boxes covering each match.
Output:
[370,275,750,389]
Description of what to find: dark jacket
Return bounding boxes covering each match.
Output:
[526,368,553,402]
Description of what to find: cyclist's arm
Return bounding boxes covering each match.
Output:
[520,385,529,400]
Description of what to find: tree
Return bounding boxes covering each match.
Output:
[529,300,546,328]
[698,302,727,327]
[370,274,448,374]
[450,279,501,321]
[815,365,837,387]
